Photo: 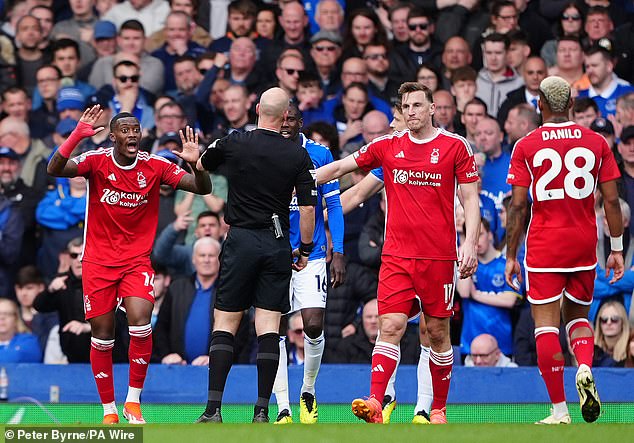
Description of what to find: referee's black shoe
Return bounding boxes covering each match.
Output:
[196,409,223,423]
[252,410,270,423]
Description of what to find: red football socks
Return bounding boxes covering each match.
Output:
[429,348,453,410]
[128,324,152,390]
[91,337,115,404]
[535,327,566,404]
[567,318,594,368]
[369,341,399,401]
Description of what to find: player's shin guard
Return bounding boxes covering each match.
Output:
[206,331,235,414]
[273,336,290,413]
[301,332,325,395]
[91,337,116,413]
[255,333,280,415]
[535,327,566,404]
[429,348,453,410]
[415,345,433,413]
[566,319,594,368]
[370,341,399,401]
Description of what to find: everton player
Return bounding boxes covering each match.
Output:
[47,105,211,424]
[505,76,624,424]
[316,82,482,424]
[273,102,346,424]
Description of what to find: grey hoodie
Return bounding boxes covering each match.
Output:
[476,67,525,119]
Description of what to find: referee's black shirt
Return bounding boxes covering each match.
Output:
[200,128,317,230]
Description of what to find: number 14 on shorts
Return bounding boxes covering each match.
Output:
[444,283,454,311]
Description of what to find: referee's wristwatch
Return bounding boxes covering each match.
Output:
[299,241,314,257]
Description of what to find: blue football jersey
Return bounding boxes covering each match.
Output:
[289,134,344,260]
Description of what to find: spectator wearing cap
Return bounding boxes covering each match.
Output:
[591,117,616,147]
[15,15,51,96]
[151,11,207,93]
[309,30,343,98]
[89,20,165,96]
[0,117,50,197]
[0,146,37,268]
[145,0,212,53]
[56,87,85,122]
[102,0,170,36]
[50,0,98,68]
[577,46,634,118]
[617,126,634,230]
[75,20,119,83]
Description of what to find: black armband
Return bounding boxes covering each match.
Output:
[299,241,314,257]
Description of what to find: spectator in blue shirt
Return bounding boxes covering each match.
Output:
[475,117,511,209]
[0,298,41,363]
[457,218,521,357]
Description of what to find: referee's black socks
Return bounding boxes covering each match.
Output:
[205,330,235,414]
[254,332,280,417]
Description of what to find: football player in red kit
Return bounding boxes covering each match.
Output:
[47,105,211,424]
[505,76,624,424]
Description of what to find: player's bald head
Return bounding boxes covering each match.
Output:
[258,87,290,120]
[539,76,571,114]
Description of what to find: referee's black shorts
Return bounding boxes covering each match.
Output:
[215,226,292,313]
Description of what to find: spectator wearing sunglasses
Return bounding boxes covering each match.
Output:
[108,60,154,131]
[593,300,631,367]
[308,30,343,98]
[274,51,305,99]
[390,7,442,86]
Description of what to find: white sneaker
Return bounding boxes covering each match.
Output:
[536,411,571,425]
[576,364,601,423]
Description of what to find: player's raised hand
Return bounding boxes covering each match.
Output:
[175,126,200,164]
[75,105,105,137]
[504,257,522,291]
[606,251,625,284]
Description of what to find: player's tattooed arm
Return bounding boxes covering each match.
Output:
[504,185,529,290]
[175,126,212,195]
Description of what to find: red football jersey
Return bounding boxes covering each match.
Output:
[72,148,187,266]
[507,121,621,271]
[354,128,478,260]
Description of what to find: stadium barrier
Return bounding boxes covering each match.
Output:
[2,364,634,404]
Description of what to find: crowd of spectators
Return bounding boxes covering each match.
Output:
[1,0,634,369]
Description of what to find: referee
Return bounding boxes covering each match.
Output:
[195,87,317,424]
